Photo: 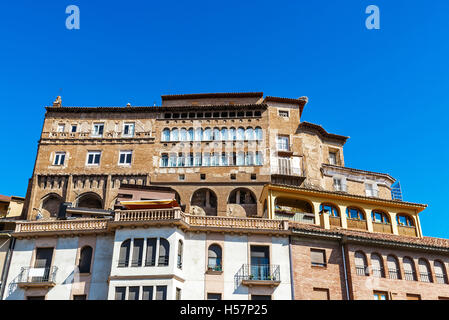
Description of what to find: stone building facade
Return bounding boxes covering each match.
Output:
[2,91,448,300]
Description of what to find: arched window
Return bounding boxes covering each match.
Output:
[387,255,401,279]
[255,151,263,165]
[118,239,131,267]
[371,253,385,278]
[229,127,236,140]
[403,257,417,281]
[188,128,194,141]
[245,127,254,140]
[255,127,263,140]
[180,128,187,141]
[204,128,211,140]
[346,207,365,221]
[195,128,203,141]
[158,238,170,266]
[162,128,170,142]
[237,127,245,140]
[396,214,414,227]
[170,128,179,141]
[79,246,93,273]
[372,210,390,224]
[434,260,448,284]
[202,152,211,166]
[319,204,340,217]
[418,258,432,283]
[354,251,369,276]
[228,188,256,205]
[211,152,220,166]
[221,128,228,141]
[160,154,168,167]
[207,244,222,271]
[169,153,177,167]
[177,240,183,269]
[194,152,202,166]
[213,128,221,141]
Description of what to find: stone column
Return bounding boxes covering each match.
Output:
[338,205,348,229]
[390,212,399,235]
[366,209,374,232]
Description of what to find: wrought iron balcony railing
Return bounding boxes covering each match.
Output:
[388,268,401,280]
[355,265,369,276]
[18,266,58,285]
[236,264,280,285]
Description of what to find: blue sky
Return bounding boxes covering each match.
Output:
[0,1,448,237]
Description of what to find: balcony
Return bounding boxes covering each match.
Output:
[373,222,393,234]
[398,225,417,237]
[346,218,368,231]
[14,218,108,236]
[270,166,306,187]
[236,264,280,287]
[17,266,58,289]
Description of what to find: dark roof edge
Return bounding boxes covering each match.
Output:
[298,121,349,144]
[322,164,396,183]
[161,92,264,100]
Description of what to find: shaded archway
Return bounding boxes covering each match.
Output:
[273,197,314,223]
[190,188,217,216]
[227,188,257,217]
[41,194,64,218]
[77,192,103,209]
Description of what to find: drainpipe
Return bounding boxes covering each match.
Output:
[0,236,15,300]
[340,237,350,300]
[288,235,295,300]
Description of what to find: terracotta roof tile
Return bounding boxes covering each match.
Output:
[0,195,11,203]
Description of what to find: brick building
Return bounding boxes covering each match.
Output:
[2,92,448,300]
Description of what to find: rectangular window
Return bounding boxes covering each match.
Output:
[373,291,388,300]
[128,286,139,300]
[92,123,104,137]
[71,125,77,133]
[333,177,346,192]
[329,152,337,165]
[251,174,256,180]
[142,286,153,300]
[200,174,206,180]
[57,124,65,132]
[86,151,101,165]
[145,238,157,266]
[176,288,181,300]
[277,136,289,151]
[310,249,326,267]
[73,295,87,300]
[365,183,377,197]
[230,174,236,180]
[115,287,126,300]
[119,151,132,165]
[123,123,135,137]
[53,152,66,166]
[207,293,222,300]
[131,239,144,267]
[278,110,289,117]
[312,288,330,300]
[155,286,167,300]
[179,174,185,181]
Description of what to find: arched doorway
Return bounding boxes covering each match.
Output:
[77,193,103,209]
[41,194,63,218]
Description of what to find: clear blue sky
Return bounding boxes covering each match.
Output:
[0,1,448,237]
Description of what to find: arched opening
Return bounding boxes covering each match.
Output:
[434,260,448,284]
[403,257,417,281]
[354,251,369,276]
[77,193,103,209]
[396,213,417,236]
[79,246,93,273]
[158,238,170,266]
[207,244,222,271]
[371,253,385,278]
[418,258,432,283]
[191,188,217,216]
[346,207,367,230]
[227,188,257,217]
[41,194,63,218]
[387,255,401,279]
[118,239,131,267]
[274,197,314,223]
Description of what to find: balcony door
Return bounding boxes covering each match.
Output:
[33,248,53,282]
[278,157,291,175]
[250,246,269,280]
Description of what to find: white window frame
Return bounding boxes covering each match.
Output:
[365,182,378,197]
[333,176,347,192]
[277,135,290,151]
[118,151,133,165]
[86,151,101,166]
[122,123,135,137]
[53,152,66,166]
[92,123,104,137]
[278,110,289,118]
[57,124,65,132]
[329,152,337,165]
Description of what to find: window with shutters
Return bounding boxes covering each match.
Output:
[370,253,385,278]
[418,258,432,283]
[118,239,131,267]
[312,288,330,300]
[158,238,170,266]
[131,239,144,267]
[387,255,401,280]
[355,251,369,276]
[78,246,93,273]
[434,260,448,284]
[333,177,347,192]
[403,257,417,281]
[155,286,167,300]
[365,182,378,197]
[145,238,157,266]
[142,286,153,300]
[328,151,337,165]
[310,249,326,267]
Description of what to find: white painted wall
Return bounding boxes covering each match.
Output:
[89,235,114,300]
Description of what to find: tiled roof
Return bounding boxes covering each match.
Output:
[161,92,264,100]
[0,195,11,203]
[322,164,396,183]
[290,222,449,251]
[298,121,349,144]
